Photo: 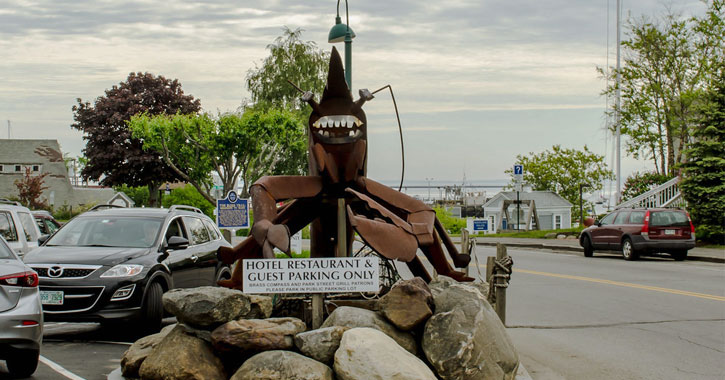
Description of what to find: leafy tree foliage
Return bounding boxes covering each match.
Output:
[600,1,724,175]
[71,72,201,205]
[680,63,725,244]
[128,108,307,204]
[506,145,614,215]
[246,27,329,113]
[434,207,467,235]
[113,185,150,207]
[162,185,215,218]
[14,168,49,209]
[621,171,674,201]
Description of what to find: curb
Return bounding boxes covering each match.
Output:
[474,241,725,264]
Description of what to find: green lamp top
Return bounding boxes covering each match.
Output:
[328,16,355,43]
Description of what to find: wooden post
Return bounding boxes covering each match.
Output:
[337,198,347,257]
[311,294,324,329]
[461,228,470,276]
[495,243,508,325]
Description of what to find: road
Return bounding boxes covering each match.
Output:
[469,246,725,380]
[2,247,722,379]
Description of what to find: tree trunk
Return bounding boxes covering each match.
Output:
[147,182,160,207]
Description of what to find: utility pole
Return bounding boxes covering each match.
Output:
[615,0,622,205]
[6,120,10,139]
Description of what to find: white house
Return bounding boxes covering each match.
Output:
[481,191,573,232]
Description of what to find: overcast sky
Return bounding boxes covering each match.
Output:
[0,0,708,192]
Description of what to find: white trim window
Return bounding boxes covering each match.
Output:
[554,214,563,230]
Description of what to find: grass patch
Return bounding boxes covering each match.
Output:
[473,227,584,239]
[274,250,311,259]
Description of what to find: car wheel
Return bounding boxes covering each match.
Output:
[6,349,39,378]
[671,250,688,261]
[216,266,232,285]
[621,238,638,261]
[140,282,164,334]
[582,235,594,257]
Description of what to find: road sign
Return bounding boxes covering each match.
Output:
[514,164,523,175]
[473,219,488,232]
[216,191,249,229]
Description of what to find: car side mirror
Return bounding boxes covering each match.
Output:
[165,236,189,251]
[38,234,49,245]
[595,220,602,227]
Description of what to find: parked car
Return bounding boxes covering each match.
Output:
[580,208,695,261]
[0,199,44,257]
[32,210,62,235]
[0,236,43,378]
[23,204,232,332]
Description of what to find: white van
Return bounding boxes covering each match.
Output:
[0,200,43,256]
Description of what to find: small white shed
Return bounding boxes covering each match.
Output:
[482,191,573,232]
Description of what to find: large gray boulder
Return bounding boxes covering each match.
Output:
[211,317,307,355]
[163,286,253,329]
[120,324,175,378]
[230,350,334,380]
[138,325,226,380]
[334,327,437,380]
[422,276,519,380]
[294,326,347,364]
[321,306,417,354]
[378,277,434,331]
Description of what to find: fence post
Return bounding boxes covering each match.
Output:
[495,243,508,325]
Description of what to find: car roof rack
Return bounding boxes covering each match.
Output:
[169,205,203,214]
[0,198,22,206]
[89,204,126,211]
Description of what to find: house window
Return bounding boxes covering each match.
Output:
[489,215,496,233]
[14,165,21,172]
[554,214,562,230]
[32,165,39,172]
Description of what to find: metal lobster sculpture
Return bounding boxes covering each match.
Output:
[218,47,472,290]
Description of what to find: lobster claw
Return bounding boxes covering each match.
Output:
[346,205,418,262]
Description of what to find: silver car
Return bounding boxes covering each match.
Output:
[0,236,43,378]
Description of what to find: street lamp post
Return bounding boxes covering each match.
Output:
[426,177,433,202]
[328,0,356,89]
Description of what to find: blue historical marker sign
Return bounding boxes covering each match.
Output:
[514,164,523,175]
[473,219,488,232]
[216,191,249,229]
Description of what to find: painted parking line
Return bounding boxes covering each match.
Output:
[39,355,86,380]
[510,267,725,302]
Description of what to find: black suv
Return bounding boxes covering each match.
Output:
[22,205,231,331]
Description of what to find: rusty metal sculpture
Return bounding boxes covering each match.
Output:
[218,47,472,290]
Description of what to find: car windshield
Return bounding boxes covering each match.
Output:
[650,211,689,227]
[0,238,14,259]
[45,216,163,248]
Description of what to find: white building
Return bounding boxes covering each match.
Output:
[481,191,573,232]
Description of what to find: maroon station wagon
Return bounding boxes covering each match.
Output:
[580,208,695,261]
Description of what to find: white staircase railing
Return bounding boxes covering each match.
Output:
[616,176,684,209]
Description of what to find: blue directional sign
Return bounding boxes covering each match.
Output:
[514,164,523,175]
[216,191,249,229]
[473,219,488,232]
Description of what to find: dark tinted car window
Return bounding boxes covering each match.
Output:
[629,211,645,224]
[600,212,617,225]
[650,211,689,227]
[165,218,187,243]
[46,216,163,248]
[0,212,18,242]
[614,211,630,224]
[202,219,220,241]
[184,217,210,245]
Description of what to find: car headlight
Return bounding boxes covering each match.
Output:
[100,264,144,278]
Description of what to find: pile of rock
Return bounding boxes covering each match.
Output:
[120,276,519,380]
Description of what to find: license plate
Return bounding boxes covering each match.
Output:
[40,290,64,305]
[665,229,676,235]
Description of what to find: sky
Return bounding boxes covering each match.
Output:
[0,0,709,194]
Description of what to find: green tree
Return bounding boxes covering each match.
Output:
[245,27,329,114]
[621,171,674,201]
[71,72,201,206]
[680,63,725,244]
[599,1,724,175]
[506,145,614,216]
[113,185,150,207]
[162,185,215,218]
[128,109,307,204]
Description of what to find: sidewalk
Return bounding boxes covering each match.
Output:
[470,237,725,264]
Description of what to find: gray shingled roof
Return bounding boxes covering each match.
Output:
[483,191,572,208]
